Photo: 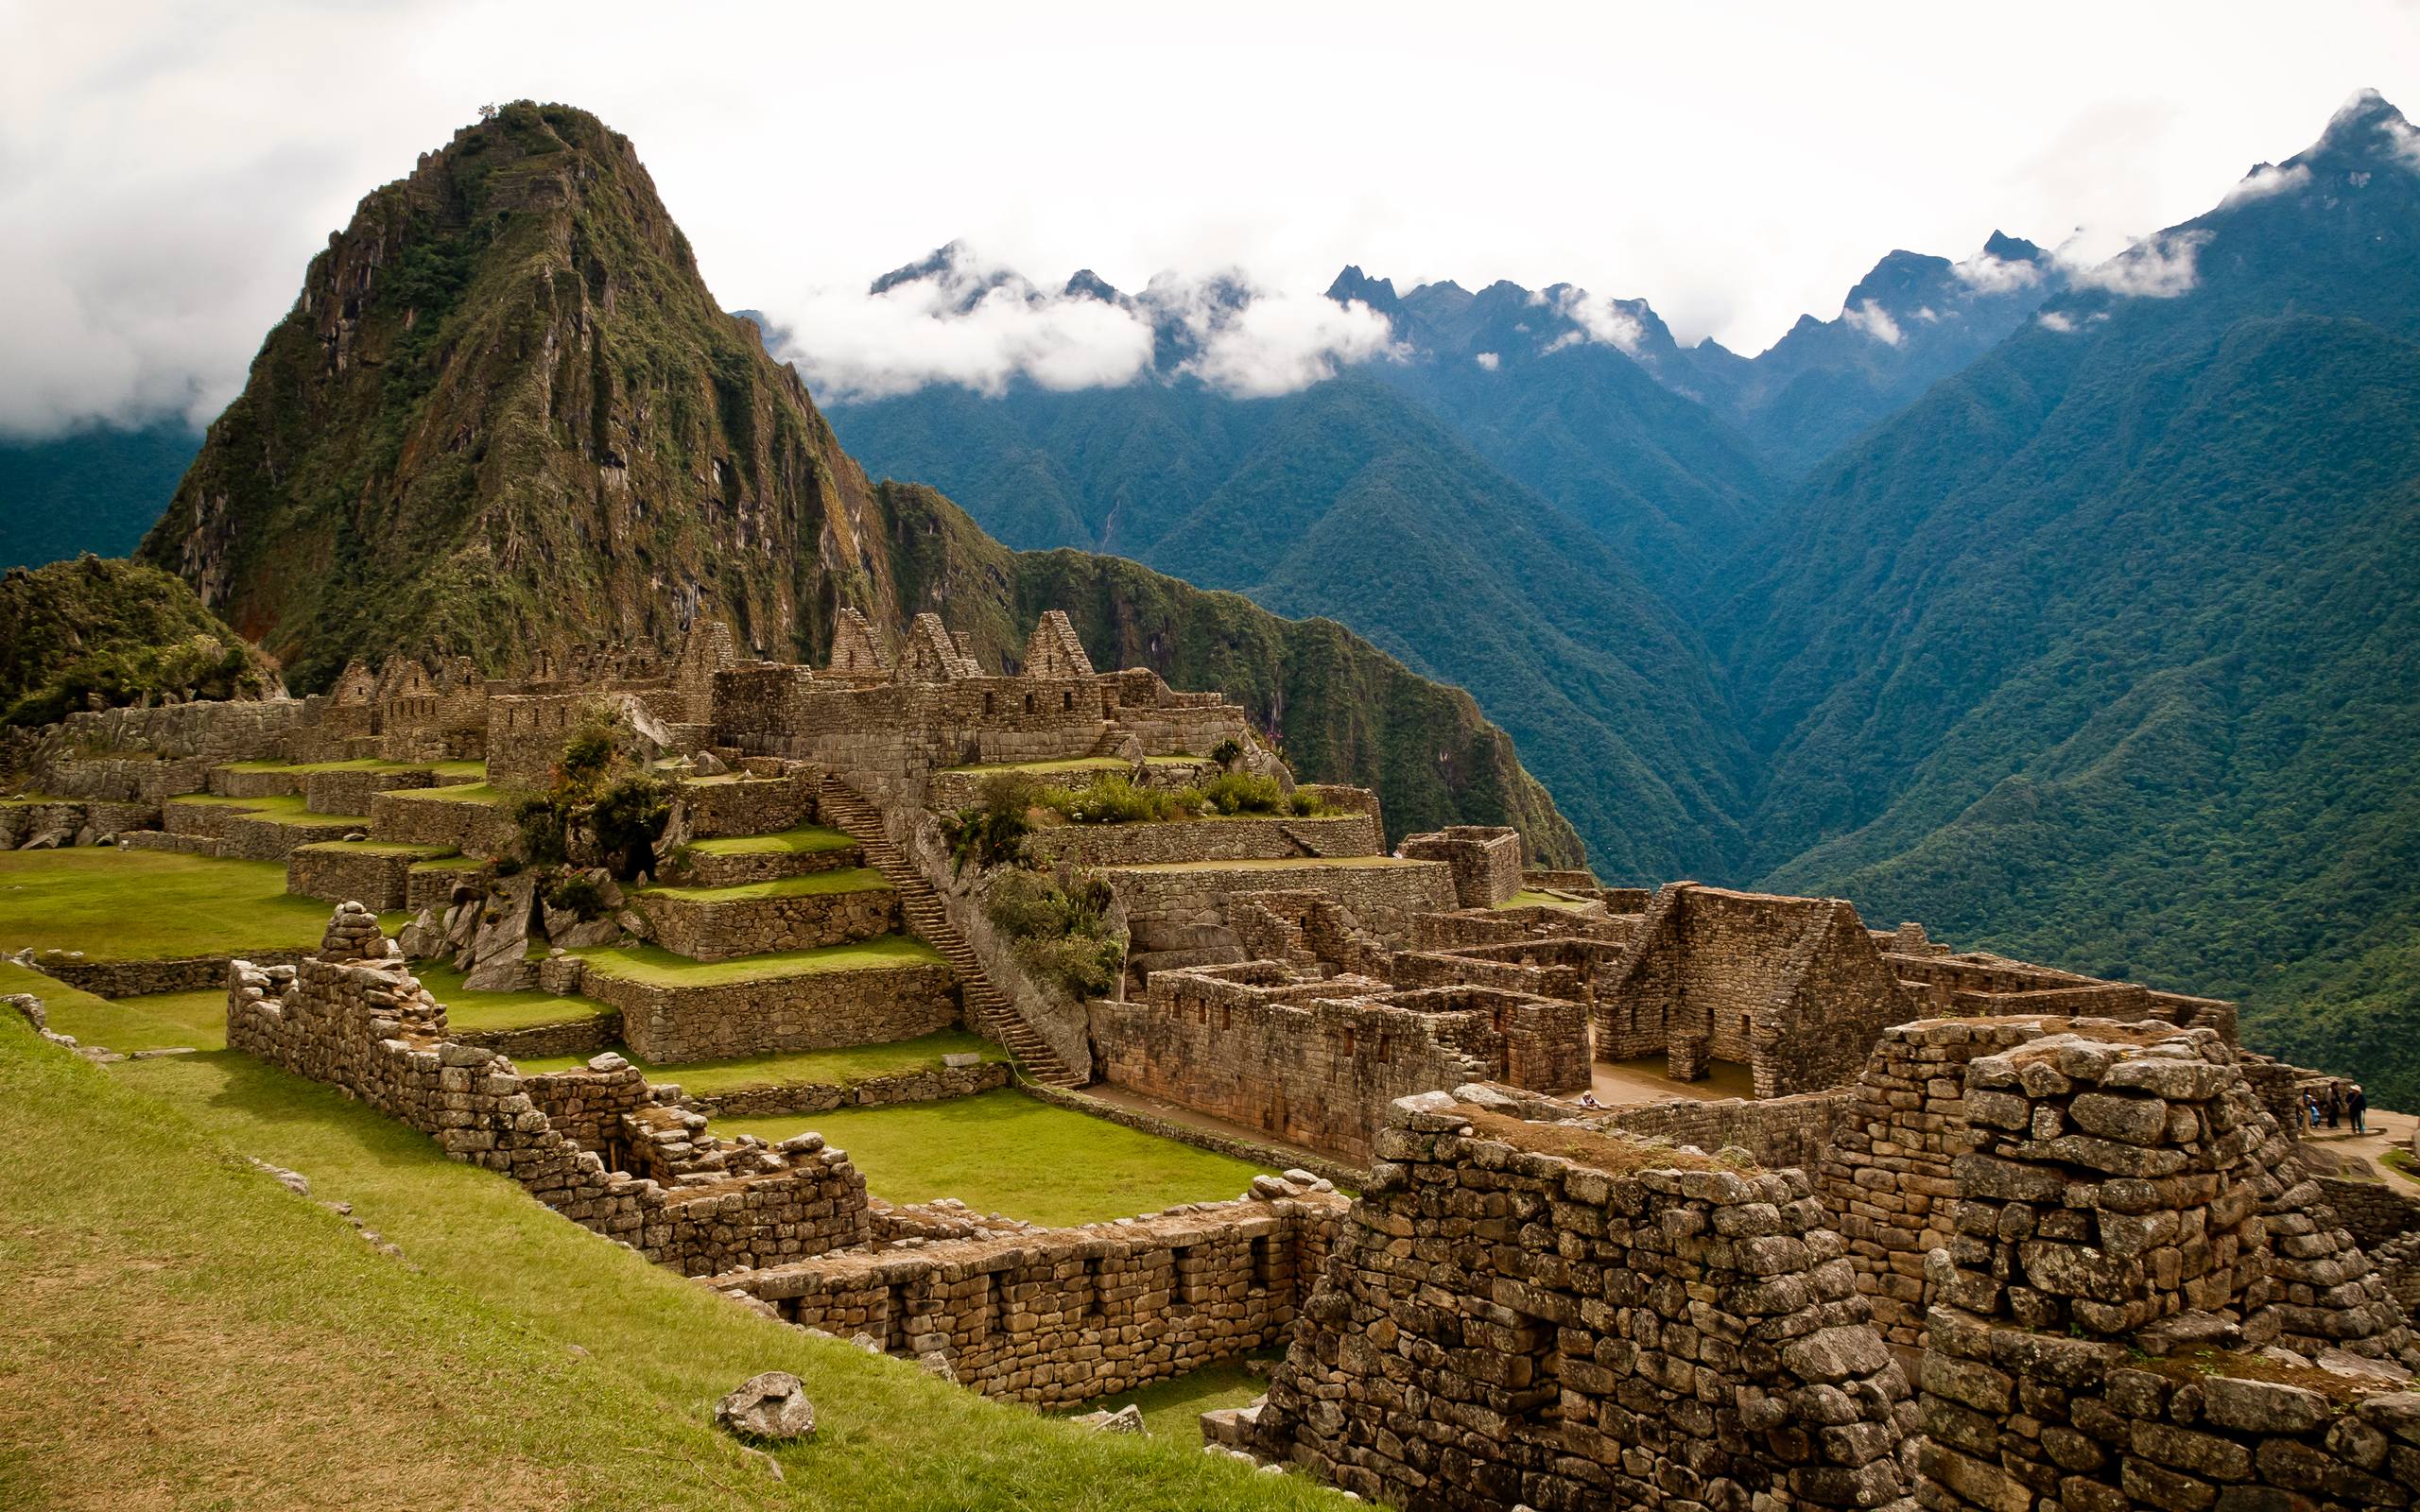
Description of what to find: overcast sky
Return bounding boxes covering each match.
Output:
[3,0,2416,438]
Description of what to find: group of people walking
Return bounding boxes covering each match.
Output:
[2301,1079,2368,1133]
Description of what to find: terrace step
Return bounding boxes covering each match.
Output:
[672,826,865,887]
[816,778,1082,1088]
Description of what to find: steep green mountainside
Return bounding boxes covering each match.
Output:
[0,419,203,570]
[130,103,1583,866]
[838,370,1747,879]
[140,101,911,691]
[0,555,275,728]
[1727,93,2420,1103]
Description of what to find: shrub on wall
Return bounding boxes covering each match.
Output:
[984,865,1125,1001]
[511,708,669,883]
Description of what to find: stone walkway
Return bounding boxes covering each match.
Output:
[2302,1104,2418,1186]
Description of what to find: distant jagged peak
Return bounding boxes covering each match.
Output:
[1324,265,1401,313]
[2308,86,2420,167]
[1063,267,1121,302]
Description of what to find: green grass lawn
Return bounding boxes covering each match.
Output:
[412,962,615,1033]
[168,792,369,826]
[510,1028,1003,1090]
[638,867,890,902]
[712,1089,1273,1227]
[0,848,343,959]
[688,825,857,857]
[220,758,486,777]
[295,839,457,859]
[575,935,944,988]
[1055,1350,1283,1439]
[0,1021,1329,1512]
[1501,888,1592,910]
[0,960,229,1053]
[378,782,517,807]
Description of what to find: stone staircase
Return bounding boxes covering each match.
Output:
[816,778,1083,1087]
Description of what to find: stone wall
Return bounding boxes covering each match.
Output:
[287,843,443,911]
[684,1060,1011,1118]
[1601,1089,1856,1174]
[1089,962,1590,1165]
[633,881,900,962]
[450,1012,620,1060]
[1106,858,1458,954]
[369,790,523,854]
[717,1185,1347,1406]
[0,799,160,848]
[586,958,961,1063]
[33,948,313,998]
[1239,1091,1919,1512]
[225,912,871,1275]
[2312,1174,2420,1252]
[1398,825,1525,908]
[1026,813,1381,869]
[11,699,308,797]
[681,769,821,838]
[302,766,432,816]
[1600,883,1918,1097]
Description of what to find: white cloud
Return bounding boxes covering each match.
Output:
[1841,299,1903,345]
[1474,351,1501,370]
[2038,310,2080,333]
[760,249,1155,402]
[1951,250,2047,294]
[1530,286,1645,354]
[1913,305,1940,321]
[2218,161,2311,206]
[1166,285,1403,398]
[2071,229,2213,298]
[2378,112,2420,170]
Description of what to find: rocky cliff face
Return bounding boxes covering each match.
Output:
[143,101,897,690]
[138,101,1586,867]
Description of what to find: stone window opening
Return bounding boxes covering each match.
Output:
[1081,1258,1106,1321]
[982,692,994,714]
[1739,1013,1752,1041]
[977,1271,1000,1341]
[1168,1246,1198,1317]
[1251,1234,1279,1294]
[1023,693,1036,714]
[1505,1306,1563,1431]
[1062,690,1074,711]
[879,1283,907,1353]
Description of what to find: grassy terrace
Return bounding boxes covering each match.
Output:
[1054,1351,1283,1439]
[0,959,229,1053]
[220,758,487,777]
[0,848,358,959]
[296,839,458,859]
[0,1022,1326,1511]
[168,792,365,823]
[688,824,856,857]
[376,781,518,807]
[413,962,614,1033]
[1104,854,1427,873]
[511,1028,1003,1090]
[636,868,890,902]
[574,936,944,988]
[940,756,1203,774]
[714,1089,1273,1228]
[1502,887,1594,910]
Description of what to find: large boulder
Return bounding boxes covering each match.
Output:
[461,874,537,990]
[714,1371,816,1442]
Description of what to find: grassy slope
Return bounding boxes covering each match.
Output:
[0,1021,1331,1510]
[638,867,890,902]
[0,849,337,959]
[713,1089,1273,1228]
[0,960,229,1052]
[575,936,944,986]
[413,961,615,1031]
[510,1028,1003,1089]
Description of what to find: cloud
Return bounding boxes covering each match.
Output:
[1474,351,1500,370]
[2218,161,2311,207]
[2378,112,2420,170]
[1164,284,1402,398]
[2071,229,2212,299]
[1841,299,1903,345]
[1530,286,1645,355]
[1951,250,2047,294]
[2038,310,2079,333]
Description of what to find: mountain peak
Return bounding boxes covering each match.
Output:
[1980,230,2046,264]
[1325,265,1401,313]
[2304,88,2420,169]
[1063,267,1120,302]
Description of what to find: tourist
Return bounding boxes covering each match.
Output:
[1577,1091,1602,1109]
[2350,1084,2368,1135]
[2306,1092,2322,1129]
[2325,1084,2342,1129]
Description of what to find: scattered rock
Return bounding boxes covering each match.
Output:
[715,1371,817,1442]
[1070,1403,1145,1435]
[918,1350,958,1383]
[248,1158,311,1197]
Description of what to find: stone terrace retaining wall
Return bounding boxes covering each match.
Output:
[1399,825,1525,908]
[684,1060,1011,1118]
[2313,1174,2420,1252]
[1107,858,1457,954]
[681,769,821,838]
[586,959,961,1063]
[451,1012,621,1060]
[633,882,900,963]
[287,843,442,911]
[1088,962,1587,1164]
[0,799,161,847]
[1239,1092,1919,1512]
[1025,813,1381,869]
[34,948,312,998]
[302,766,435,816]
[370,790,522,854]
[716,1187,1348,1405]
[226,924,870,1275]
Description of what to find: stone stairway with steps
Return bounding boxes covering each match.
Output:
[816,778,1084,1087]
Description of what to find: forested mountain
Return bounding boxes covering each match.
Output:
[1727,90,2420,1102]
[0,420,203,570]
[127,102,1583,864]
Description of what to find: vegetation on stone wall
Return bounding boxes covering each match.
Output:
[983,866,1126,1002]
[511,712,669,884]
[0,556,275,727]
